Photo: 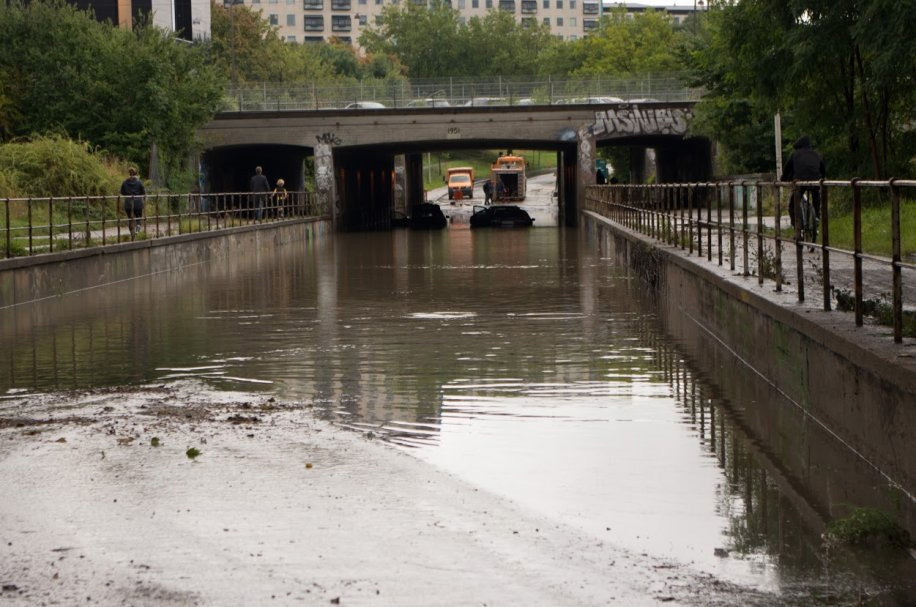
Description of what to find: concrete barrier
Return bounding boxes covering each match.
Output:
[583,210,916,537]
[0,218,331,313]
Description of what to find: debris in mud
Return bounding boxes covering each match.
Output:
[2,584,19,592]
[306,463,313,469]
[117,437,135,446]
[225,415,260,425]
[186,447,201,460]
[151,437,161,447]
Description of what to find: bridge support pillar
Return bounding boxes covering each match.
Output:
[404,153,425,209]
[315,143,338,228]
[573,128,596,227]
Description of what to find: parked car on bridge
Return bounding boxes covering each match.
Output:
[405,98,451,108]
[469,205,534,228]
[463,97,509,107]
[345,101,386,109]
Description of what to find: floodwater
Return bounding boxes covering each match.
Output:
[1,225,913,604]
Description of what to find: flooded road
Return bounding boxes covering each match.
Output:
[2,226,913,605]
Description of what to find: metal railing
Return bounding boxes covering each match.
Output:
[1,191,328,261]
[223,75,701,112]
[585,179,916,343]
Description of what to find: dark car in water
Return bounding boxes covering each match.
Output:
[469,205,534,228]
[409,203,448,230]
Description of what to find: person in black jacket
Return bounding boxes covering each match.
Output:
[120,167,146,236]
[782,135,825,227]
[249,166,271,220]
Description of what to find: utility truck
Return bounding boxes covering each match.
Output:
[446,167,474,200]
[490,154,526,202]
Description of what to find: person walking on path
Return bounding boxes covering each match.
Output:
[483,180,492,205]
[782,135,825,227]
[120,167,146,237]
[249,166,271,220]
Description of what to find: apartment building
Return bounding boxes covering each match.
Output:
[246,0,603,46]
[72,0,211,40]
[242,0,697,47]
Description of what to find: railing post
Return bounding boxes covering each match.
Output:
[890,178,902,343]
[717,184,723,266]
[774,182,783,292]
[793,182,805,303]
[820,180,831,311]
[706,184,712,262]
[27,197,33,255]
[4,198,10,258]
[852,179,863,326]
[48,197,54,253]
[728,185,735,271]
[742,183,749,277]
[755,182,763,286]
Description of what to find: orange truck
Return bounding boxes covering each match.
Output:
[446,167,474,200]
[490,154,526,202]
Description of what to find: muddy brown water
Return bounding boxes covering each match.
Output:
[1,226,914,605]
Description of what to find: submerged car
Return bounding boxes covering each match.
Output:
[469,205,534,228]
[409,203,447,230]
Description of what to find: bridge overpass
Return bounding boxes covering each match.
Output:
[199,101,710,230]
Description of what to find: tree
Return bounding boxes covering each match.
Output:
[0,1,225,186]
[686,0,916,178]
[572,8,684,76]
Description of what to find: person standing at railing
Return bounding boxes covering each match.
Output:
[272,178,288,216]
[782,135,825,228]
[249,166,270,220]
[120,167,146,237]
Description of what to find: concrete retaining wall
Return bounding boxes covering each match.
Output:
[0,219,332,311]
[583,211,916,536]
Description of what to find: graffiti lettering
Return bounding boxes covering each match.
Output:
[592,107,692,136]
[316,132,341,145]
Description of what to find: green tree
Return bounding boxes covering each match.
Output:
[572,8,684,76]
[687,0,916,178]
[359,0,466,78]
[462,11,555,76]
[0,1,225,186]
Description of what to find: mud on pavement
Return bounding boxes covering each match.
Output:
[1,381,798,606]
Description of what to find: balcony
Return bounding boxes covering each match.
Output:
[331,15,352,30]
[304,16,324,30]
[582,2,598,14]
[303,0,323,8]
[521,0,536,13]
[331,0,351,9]
[583,18,598,30]
[498,0,514,10]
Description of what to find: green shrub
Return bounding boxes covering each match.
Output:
[0,135,132,198]
[825,508,912,549]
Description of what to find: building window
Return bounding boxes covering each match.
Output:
[304,35,324,42]
[331,0,351,8]
[331,15,351,30]
[542,16,549,25]
[472,0,478,6]
[542,0,548,6]
[287,13,296,24]
[358,14,368,24]
[569,16,575,26]
[268,13,278,24]
[582,1,597,13]
[485,0,492,7]
[569,0,574,8]
[375,14,384,23]
[287,34,297,41]
[304,15,324,29]
[498,0,514,10]
[303,0,323,8]
[583,18,597,29]
[556,16,562,25]
[521,0,536,12]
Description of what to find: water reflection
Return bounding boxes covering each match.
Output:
[1,227,912,604]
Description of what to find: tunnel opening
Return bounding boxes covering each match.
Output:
[202,144,312,194]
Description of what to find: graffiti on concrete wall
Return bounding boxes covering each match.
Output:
[314,142,334,218]
[316,132,341,146]
[577,126,594,179]
[592,107,692,137]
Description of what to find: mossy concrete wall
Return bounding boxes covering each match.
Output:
[0,219,331,313]
[583,211,916,536]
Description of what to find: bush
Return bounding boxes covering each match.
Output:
[0,135,132,197]
[825,508,912,549]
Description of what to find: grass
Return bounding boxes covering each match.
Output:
[825,507,912,549]
[826,202,916,258]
